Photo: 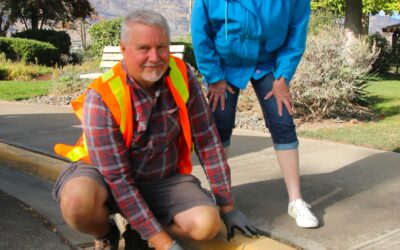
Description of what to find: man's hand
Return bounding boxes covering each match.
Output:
[264,77,293,116]
[220,207,270,241]
[148,230,174,250]
[207,80,235,112]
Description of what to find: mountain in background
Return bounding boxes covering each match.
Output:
[89,0,191,38]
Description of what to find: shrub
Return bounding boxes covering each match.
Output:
[0,37,59,66]
[290,25,377,121]
[13,29,71,55]
[0,67,8,80]
[88,18,122,57]
[51,61,98,94]
[308,10,339,35]
[171,41,197,71]
[369,33,392,73]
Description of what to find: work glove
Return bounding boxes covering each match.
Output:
[169,240,184,250]
[220,207,270,241]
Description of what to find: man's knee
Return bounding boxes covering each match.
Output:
[176,206,221,240]
[59,177,107,228]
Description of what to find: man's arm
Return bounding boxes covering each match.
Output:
[186,69,270,240]
[82,90,165,241]
[185,69,234,207]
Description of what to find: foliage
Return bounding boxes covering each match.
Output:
[309,10,339,35]
[0,53,52,81]
[88,18,122,57]
[170,41,197,71]
[369,33,392,73]
[51,61,96,94]
[290,24,378,120]
[298,76,400,153]
[311,0,400,15]
[13,29,71,55]
[0,37,59,66]
[392,33,400,72]
[0,80,51,100]
[70,17,92,50]
[6,0,93,30]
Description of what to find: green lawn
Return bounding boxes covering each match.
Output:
[298,74,400,153]
[0,80,52,101]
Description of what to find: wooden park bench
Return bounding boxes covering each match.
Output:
[80,44,185,79]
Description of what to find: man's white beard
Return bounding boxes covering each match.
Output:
[142,70,164,83]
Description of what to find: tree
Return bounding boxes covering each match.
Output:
[9,0,94,30]
[71,17,93,50]
[312,0,400,15]
[0,0,16,36]
[344,0,363,40]
[312,0,400,36]
[88,18,122,56]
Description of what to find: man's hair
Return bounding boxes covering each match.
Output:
[121,9,170,42]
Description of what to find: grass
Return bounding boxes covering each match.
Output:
[0,80,52,101]
[0,54,53,81]
[298,73,400,153]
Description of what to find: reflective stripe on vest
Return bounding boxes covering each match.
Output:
[54,55,193,173]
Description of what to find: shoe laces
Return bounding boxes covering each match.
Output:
[291,199,314,217]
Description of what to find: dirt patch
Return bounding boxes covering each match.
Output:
[33,74,52,81]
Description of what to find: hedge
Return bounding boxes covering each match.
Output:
[0,37,59,66]
[13,29,71,55]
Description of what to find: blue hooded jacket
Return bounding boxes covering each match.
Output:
[191,0,310,89]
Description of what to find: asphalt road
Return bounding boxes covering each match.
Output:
[0,165,73,250]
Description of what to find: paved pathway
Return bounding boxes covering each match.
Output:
[1,100,400,249]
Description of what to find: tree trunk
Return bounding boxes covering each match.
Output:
[31,13,39,30]
[0,22,10,36]
[343,0,363,65]
[362,15,369,36]
[344,0,363,41]
[80,21,87,50]
[0,9,11,36]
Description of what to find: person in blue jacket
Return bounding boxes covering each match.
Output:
[191,0,319,228]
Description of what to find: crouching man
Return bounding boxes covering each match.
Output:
[53,9,265,250]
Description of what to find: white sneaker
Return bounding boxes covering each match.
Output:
[288,199,319,228]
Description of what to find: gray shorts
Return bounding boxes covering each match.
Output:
[53,162,216,226]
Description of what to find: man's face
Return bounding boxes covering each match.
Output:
[120,23,170,89]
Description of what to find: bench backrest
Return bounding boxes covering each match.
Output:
[100,45,185,69]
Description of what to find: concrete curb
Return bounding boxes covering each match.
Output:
[0,142,65,183]
[0,142,294,250]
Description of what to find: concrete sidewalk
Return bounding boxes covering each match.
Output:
[1,100,399,249]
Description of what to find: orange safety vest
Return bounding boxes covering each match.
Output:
[54,56,193,174]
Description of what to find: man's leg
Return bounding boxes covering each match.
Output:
[169,205,221,240]
[137,174,221,242]
[60,176,111,237]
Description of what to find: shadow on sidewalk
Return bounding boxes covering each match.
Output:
[230,151,400,247]
[1,112,275,159]
[0,113,80,157]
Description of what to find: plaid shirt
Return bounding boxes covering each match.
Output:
[82,62,233,239]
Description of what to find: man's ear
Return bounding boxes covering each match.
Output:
[120,41,126,54]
